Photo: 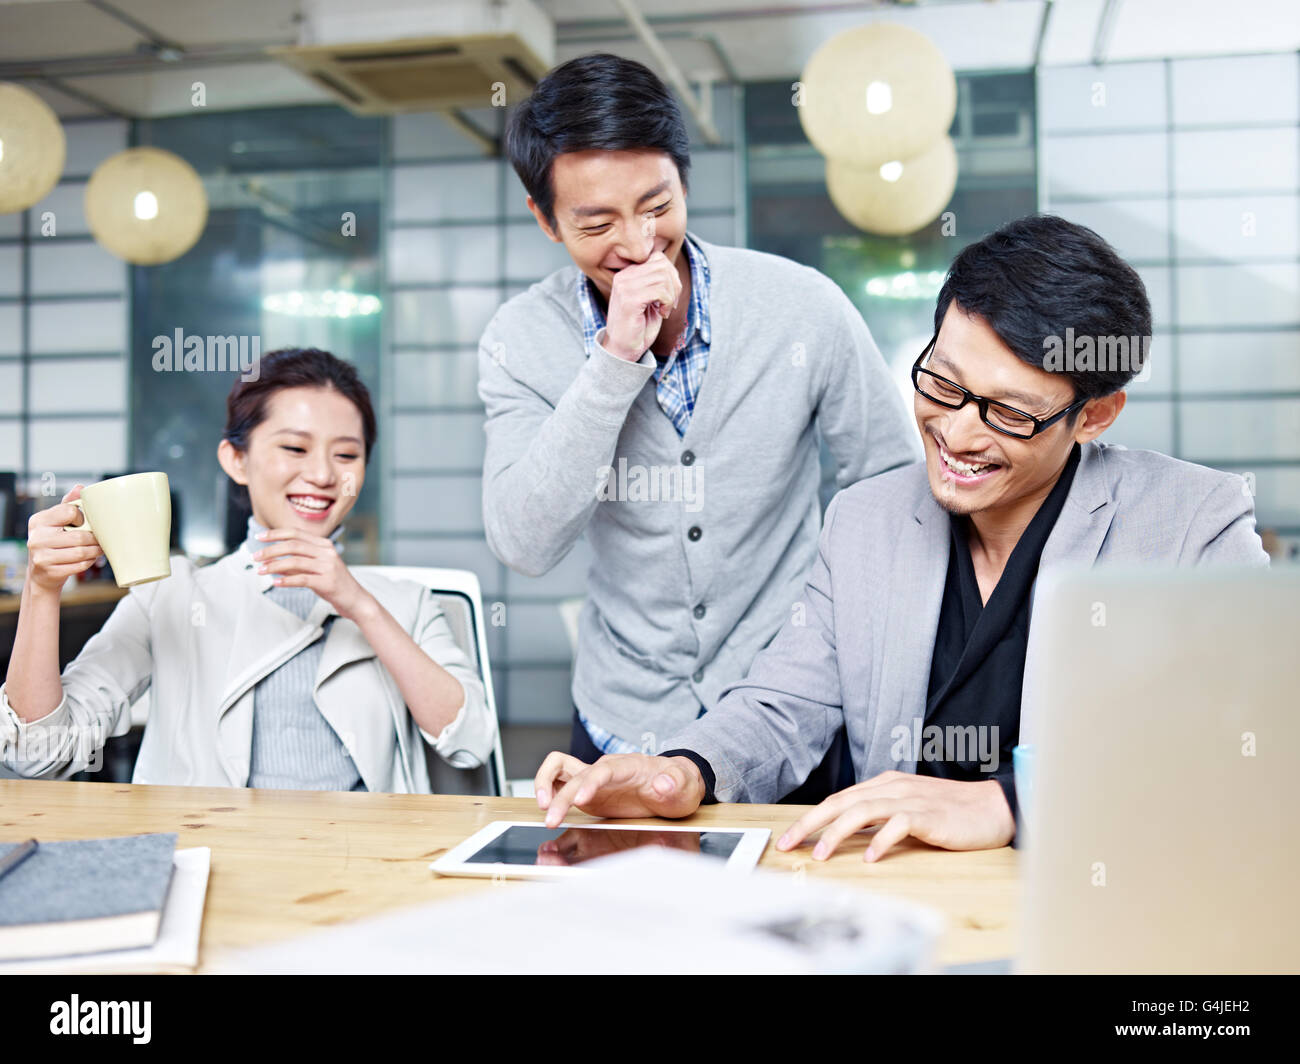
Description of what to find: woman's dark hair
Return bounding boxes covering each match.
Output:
[223,346,377,469]
[934,214,1152,406]
[506,53,692,229]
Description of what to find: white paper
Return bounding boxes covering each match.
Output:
[215,847,944,975]
[0,847,211,974]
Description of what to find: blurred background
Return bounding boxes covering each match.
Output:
[1,0,1297,778]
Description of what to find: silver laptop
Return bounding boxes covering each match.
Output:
[1018,565,1300,974]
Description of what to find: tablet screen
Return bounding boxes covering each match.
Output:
[464,825,743,868]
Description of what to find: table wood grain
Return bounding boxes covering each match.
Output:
[0,583,127,615]
[0,779,1018,971]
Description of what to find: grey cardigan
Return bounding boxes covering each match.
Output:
[659,441,1271,803]
[478,233,919,743]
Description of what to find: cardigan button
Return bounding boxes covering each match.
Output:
[681,450,695,466]
[692,669,704,683]
[688,525,702,541]
[693,604,706,620]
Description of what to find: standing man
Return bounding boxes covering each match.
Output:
[479,54,917,779]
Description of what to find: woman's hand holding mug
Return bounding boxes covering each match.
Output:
[25,486,103,596]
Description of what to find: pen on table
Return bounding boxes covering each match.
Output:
[0,838,38,883]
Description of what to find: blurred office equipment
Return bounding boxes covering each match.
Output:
[0,473,16,540]
[1020,566,1300,974]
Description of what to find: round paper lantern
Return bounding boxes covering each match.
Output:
[84,147,208,265]
[826,136,958,237]
[799,23,957,169]
[0,83,66,214]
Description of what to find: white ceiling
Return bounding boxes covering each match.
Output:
[1,0,1297,118]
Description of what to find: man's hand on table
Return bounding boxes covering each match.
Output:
[534,752,706,827]
[776,772,1015,862]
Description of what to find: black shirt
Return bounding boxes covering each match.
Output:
[918,443,1082,828]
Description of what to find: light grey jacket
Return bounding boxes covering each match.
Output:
[0,546,497,791]
[660,441,1271,802]
[478,233,919,743]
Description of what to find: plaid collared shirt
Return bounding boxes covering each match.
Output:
[577,711,643,756]
[578,704,710,756]
[576,233,712,437]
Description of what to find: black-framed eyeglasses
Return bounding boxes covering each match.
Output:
[911,336,1088,440]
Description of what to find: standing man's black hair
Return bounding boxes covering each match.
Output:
[506,53,692,229]
[935,214,1153,402]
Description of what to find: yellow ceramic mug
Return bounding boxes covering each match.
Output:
[66,472,172,587]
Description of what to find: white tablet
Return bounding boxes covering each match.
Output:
[429,821,770,880]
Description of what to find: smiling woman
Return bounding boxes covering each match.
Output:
[0,349,499,792]
[217,347,377,535]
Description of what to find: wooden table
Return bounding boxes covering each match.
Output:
[0,780,1018,971]
[0,583,128,615]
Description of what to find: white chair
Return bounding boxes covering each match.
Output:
[559,596,584,656]
[352,566,508,797]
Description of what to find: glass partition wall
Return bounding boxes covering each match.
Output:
[129,106,384,562]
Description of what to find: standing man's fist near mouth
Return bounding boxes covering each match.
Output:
[601,215,684,362]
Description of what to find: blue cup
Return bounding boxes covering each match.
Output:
[1012,744,1035,845]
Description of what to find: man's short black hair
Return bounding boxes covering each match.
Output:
[506,53,691,229]
[934,214,1152,404]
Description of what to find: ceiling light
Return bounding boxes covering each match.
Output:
[828,136,958,237]
[85,147,208,265]
[0,83,66,214]
[865,81,893,115]
[799,23,957,169]
[262,290,382,318]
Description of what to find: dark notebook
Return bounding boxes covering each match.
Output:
[0,833,177,961]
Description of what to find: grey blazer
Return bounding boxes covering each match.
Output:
[660,441,1271,803]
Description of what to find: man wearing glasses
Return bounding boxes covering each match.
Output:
[532,214,1270,859]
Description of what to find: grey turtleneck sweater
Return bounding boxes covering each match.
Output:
[242,517,365,791]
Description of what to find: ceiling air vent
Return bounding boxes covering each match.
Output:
[270,0,554,116]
